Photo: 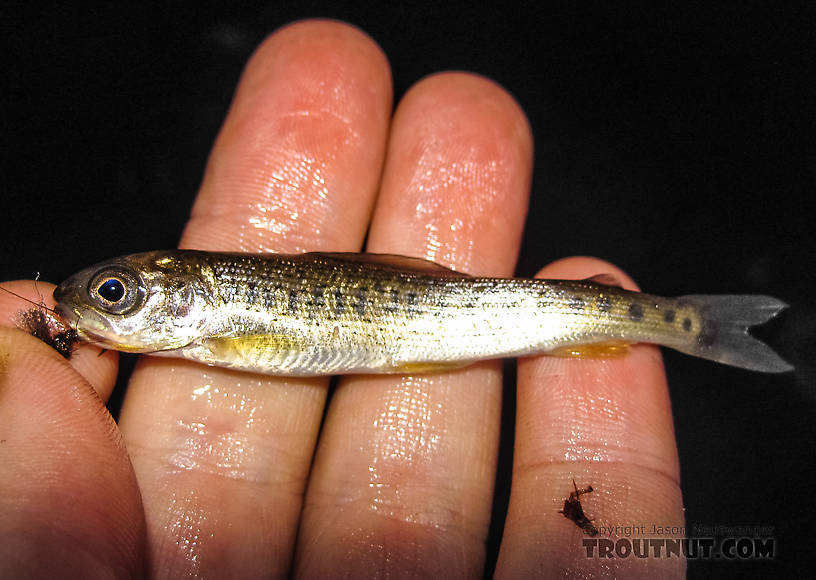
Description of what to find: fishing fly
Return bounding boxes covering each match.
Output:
[1,284,79,359]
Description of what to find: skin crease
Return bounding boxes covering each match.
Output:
[0,20,685,579]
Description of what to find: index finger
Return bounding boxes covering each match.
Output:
[116,21,392,578]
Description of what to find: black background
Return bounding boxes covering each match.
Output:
[4,3,814,577]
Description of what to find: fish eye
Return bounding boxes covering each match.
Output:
[98,278,126,302]
[88,267,145,315]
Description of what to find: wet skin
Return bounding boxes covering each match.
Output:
[0,20,685,578]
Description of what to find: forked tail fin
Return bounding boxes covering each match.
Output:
[671,295,793,373]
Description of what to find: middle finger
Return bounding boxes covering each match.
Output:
[296,72,533,577]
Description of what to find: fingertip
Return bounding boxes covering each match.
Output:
[397,71,533,153]
[184,18,393,253]
[244,19,392,109]
[371,71,533,275]
[0,281,118,400]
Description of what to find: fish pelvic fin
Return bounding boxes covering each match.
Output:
[672,294,793,373]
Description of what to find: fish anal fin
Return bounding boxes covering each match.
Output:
[550,340,631,358]
[388,360,469,374]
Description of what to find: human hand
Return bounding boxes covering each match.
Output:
[0,20,684,578]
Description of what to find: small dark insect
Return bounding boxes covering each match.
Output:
[1,285,79,359]
[559,479,599,536]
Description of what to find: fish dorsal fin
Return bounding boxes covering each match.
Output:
[307,252,471,277]
[583,273,623,288]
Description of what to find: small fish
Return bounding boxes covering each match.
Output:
[52,250,793,376]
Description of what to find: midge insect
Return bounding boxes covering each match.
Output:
[560,479,599,536]
[47,250,792,376]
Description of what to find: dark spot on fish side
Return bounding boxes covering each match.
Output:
[288,289,298,314]
[628,303,644,322]
[385,288,399,313]
[244,283,259,305]
[697,317,718,347]
[663,309,676,323]
[261,286,276,310]
[313,284,326,308]
[683,317,692,332]
[569,296,585,310]
[406,291,418,316]
[355,287,368,316]
[335,288,345,315]
[425,279,448,308]
[597,296,612,313]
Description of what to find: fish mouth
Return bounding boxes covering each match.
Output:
[51,307,150,353]
[52,292,178,354]
[52,293,132,351]
[51,302,109,347]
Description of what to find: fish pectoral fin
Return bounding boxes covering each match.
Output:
[549,340,632,358]
[202,334,308,358]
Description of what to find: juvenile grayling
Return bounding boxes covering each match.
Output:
[53,251,793,376]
